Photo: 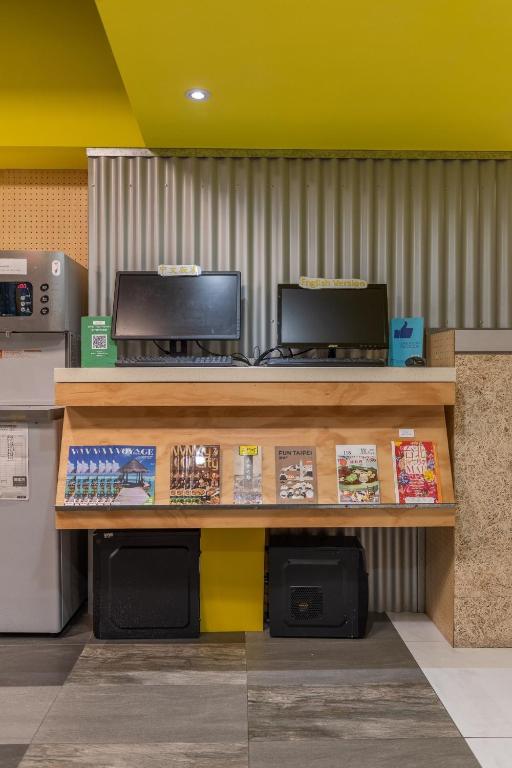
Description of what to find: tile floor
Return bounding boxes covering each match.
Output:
[0,614,482,768]
[388,612,512,768]
[0,608,503,768]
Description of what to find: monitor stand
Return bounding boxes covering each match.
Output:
[167,340,189,356]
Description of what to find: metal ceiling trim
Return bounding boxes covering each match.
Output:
[87,147,512,160]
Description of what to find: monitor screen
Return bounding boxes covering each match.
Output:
[278,284,389,348]
[112,271,241,340]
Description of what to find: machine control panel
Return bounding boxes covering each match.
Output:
[0,281,33,316]
[0,251,86,334]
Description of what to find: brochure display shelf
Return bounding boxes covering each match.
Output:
[54,366,456,638]
[54,367,456,530]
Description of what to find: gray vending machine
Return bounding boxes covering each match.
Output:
[0,251,87,632]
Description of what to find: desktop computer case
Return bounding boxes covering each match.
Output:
[93,529,200,639]
[268,533,368,638]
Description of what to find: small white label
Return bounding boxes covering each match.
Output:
[158,264,201,276]
[92,320,106,326]
[51,259,61,276]
[0,258,27,275]
[299,276,367,289]
[0,349,42,359]
[399,428,415,438]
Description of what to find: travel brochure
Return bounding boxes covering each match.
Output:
[392,440,442,503]
[64,445,156,506]
[336,445,380,504]
[233,445,263,504]
[63,440,442,506]
[170,444,221,505]
[275,447,317,503]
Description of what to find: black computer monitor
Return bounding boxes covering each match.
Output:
[277,283,389,349]
[111,271,241,340]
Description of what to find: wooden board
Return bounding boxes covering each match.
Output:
[426,527,455,644]
[425,334,456,643]
[428,330,455,368]
[0,170,88,267]
[55,381,456,408]
[56,404,455,529]
[56,505,455,530]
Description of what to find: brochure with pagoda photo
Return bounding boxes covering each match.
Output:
[64,445,156,506]
[170,444,221,505]
[336,444,380,503]
[233,445,263,504]
[392,440,442,503]
[275,446,317,503]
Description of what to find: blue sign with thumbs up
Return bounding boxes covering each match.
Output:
[389,317,424,366]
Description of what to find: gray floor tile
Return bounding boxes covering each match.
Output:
[0,745,28,768]
[0,607,91,646]
[33,684,248,744]
[245,634,416,672]
[90,632,245,645]
[19,743,248,767]
[0,645,84,686]
[0,688,60,744]
[68,643,246,685]
[248,683,460,740]
[247,666,428,686]
[250,738,480,767]
[364,613,403,638]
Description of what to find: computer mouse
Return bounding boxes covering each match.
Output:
[405,356,426,367]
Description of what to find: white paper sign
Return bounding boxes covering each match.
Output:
[299,276,367,289]
[0,258,27,275]
[399,428,415,438]
[0,425,29,500]
[157,264,201,276]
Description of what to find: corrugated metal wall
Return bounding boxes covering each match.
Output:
[89,152,512,611]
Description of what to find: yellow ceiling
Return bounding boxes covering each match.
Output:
[2,0,512,167]
[96,0,512,151]
[0,0,143,167]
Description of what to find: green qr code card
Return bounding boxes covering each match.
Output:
[81,316,117,367]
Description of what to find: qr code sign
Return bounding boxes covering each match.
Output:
[91,334,108,350]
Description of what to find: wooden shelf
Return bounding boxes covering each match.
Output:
[56,503,455,530]
[54,374,456,531]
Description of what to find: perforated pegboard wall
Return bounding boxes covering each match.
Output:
[0,170,88,267]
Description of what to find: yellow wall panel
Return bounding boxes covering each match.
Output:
[0,148,88,171]
[0,170,88,267]
[200,529,265,632]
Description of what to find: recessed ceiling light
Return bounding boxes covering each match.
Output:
[186,88,210,101]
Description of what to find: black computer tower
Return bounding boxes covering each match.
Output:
[268,532,368,638]
[93,529,200,639]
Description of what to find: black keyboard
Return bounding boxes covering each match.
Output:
[263,357,387,367]
[116,355,233,367]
